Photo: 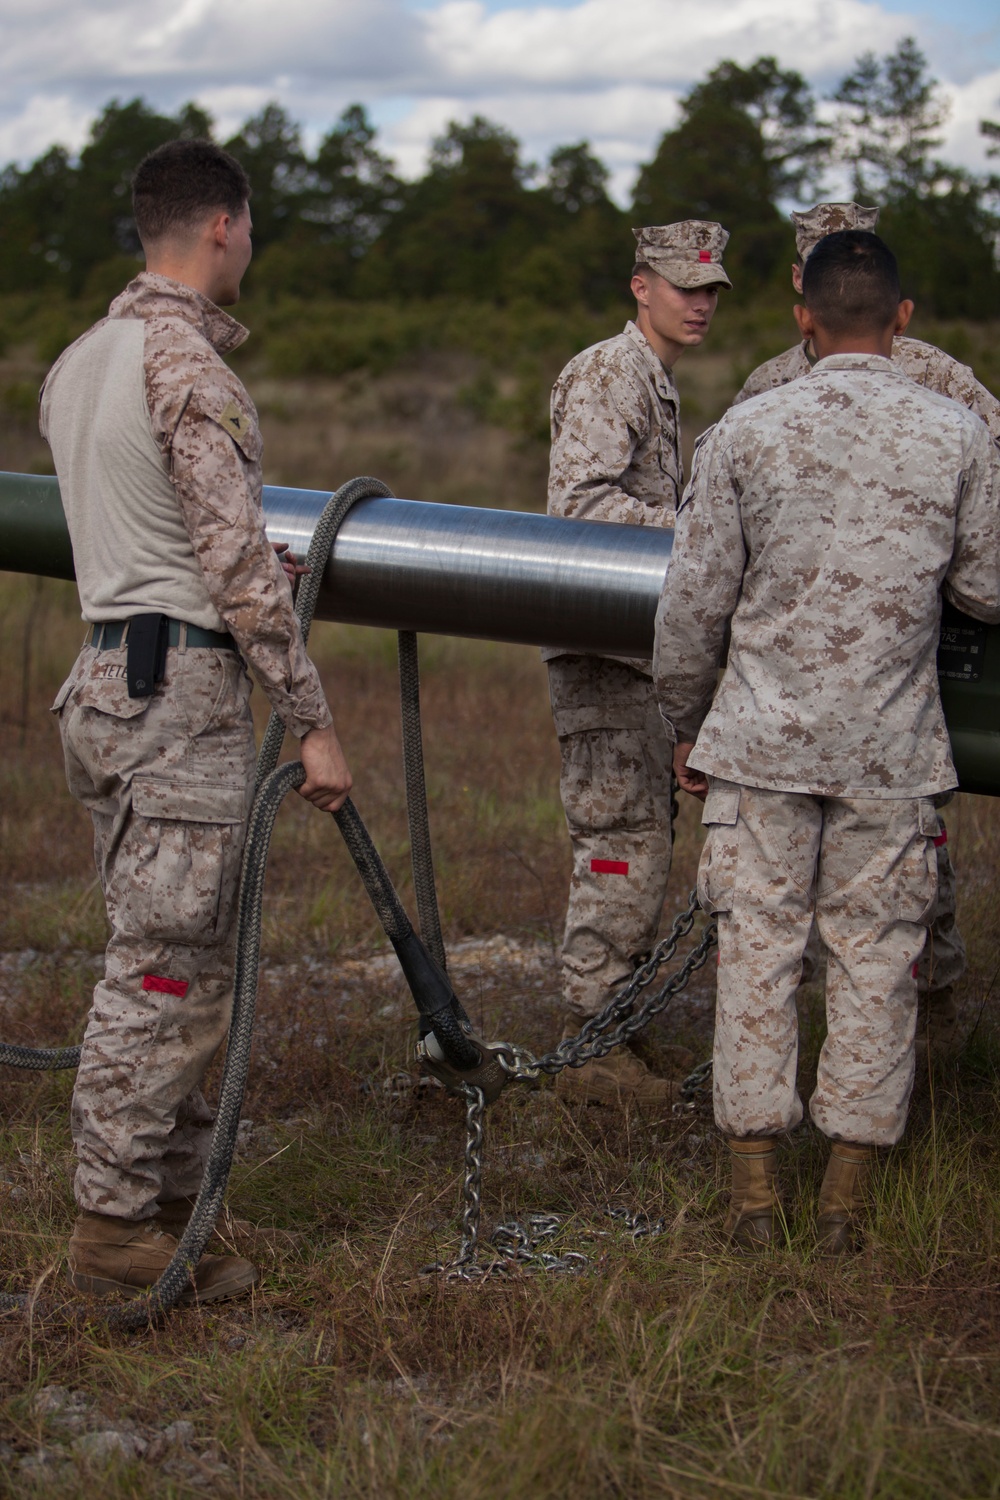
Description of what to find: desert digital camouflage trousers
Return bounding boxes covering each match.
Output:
[802,796,965,994]
[54,640,256,1218]
[699,780,939,1145]
[548,656,673,1022]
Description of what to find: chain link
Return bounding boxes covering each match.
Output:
[423,890,716,1278]
[676,1057,714,1111]
[455,1083,485,1266]
[496,891,716,1081]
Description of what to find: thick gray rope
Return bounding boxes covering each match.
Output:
[0,760,306,1325]
[398,630,447,972]
[0,1040,80,1070]
[256,476,393,787]
[0,475,455,1321]
[96,477,396,1323]
[0,479,392,1076]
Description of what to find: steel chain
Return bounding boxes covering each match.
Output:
[676,1057,714,1110]
[426,1202,669,1282]
[495,890,717,1081]
[456,1083,485,1267]
[426,890,716,1278]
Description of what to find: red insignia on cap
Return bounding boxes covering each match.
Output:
[698,250,712,262]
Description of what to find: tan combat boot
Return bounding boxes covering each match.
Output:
[68,1211,259,1303]
[555,1044,676,1107]
[723,1137,780,1251]
[156,1197,303,1257]
[816,1142,873,1256]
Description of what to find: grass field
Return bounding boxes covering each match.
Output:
[0,313,999,1497]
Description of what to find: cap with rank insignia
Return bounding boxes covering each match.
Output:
[632,221,731,290]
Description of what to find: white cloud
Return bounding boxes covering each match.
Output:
[942,66,1000,168]
[0,92,94,165]
[0,0,995,197]
[0,0,423,92]
[422,0,908,89]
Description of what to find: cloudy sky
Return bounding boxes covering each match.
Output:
[1,0,998,201]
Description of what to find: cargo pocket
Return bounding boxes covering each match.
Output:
[895,799,940,925]
[118,778,250,945]
[55,650,153,720]
[697,784,741,915]
[561,728,656,833]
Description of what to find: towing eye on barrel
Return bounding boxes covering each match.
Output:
[0,476,715,1323]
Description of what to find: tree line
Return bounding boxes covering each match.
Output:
[1,37,998,318]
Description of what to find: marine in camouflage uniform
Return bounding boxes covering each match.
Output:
[654,230,1000,1248]
[40,141,350,1299]
[734,202,1000,1057]
[545,221,730,1104]
[734,203,1000,444]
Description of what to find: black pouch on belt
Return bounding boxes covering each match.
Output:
[127,613,169,699]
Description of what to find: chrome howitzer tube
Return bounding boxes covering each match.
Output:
[0,473,669,653]
[262,484,670,655]
[1,471,997,794]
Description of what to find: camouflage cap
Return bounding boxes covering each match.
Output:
[632,221,732,290]
[791,202,880,260]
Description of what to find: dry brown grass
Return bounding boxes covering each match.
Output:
[0,566,998,1498]
[1,319,1000,1497]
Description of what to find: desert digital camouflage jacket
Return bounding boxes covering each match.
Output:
[734,335,1000,445]
[548,320,681,526]
[41,272,331,739]
[544,320,680,670]
[654,354,1000,797]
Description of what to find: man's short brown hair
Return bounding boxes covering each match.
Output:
[132,139,251,245]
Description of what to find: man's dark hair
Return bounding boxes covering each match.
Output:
[132,139,251,244]
[801,230,901,336]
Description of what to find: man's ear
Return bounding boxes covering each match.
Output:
[208,210,231,249]
[791,262,803,294]
[792,302,814,341]
[630,271,650,306]
[895,298,915,336]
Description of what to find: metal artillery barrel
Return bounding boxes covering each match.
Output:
[1,471,998,794]
[0,472,669,656]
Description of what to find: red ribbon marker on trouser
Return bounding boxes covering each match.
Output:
[591,858,629,875]
[142,975,189,998]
